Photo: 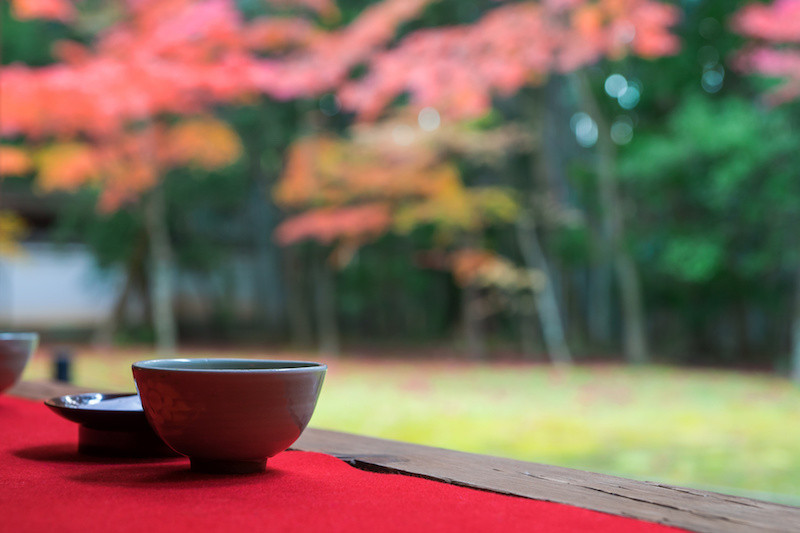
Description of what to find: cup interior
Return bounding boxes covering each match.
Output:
[0,332,38,394]
[133,358,326,372]
[0,333,39,343]
[0,333,39,357]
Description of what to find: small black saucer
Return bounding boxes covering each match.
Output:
[45,393,178,458]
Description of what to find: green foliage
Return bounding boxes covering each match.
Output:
[164,164,251,272]
[659,237,724,283]
[53,164,251,273]
[53,191,142,268]
[618,94,800,360]
[336,234,456,339]
[0,2,70,66]
[623,95,800,279]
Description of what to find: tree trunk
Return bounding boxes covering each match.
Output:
[251,177,286,332]
[461,285,487,360]
[518,300,539,357]
[516,217,573,365]
[614,249,648,363]
[588,263,613,344]
[575,72,649,364]
[93,268,132,348]
[284,247,314,348]
[313,247,339,354]
[247,125,287,337]
[93,230,148,347]
[790,267,800,382]
[520,87,572,365]
[143,184,177,355]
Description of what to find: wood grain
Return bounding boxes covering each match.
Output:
[11,380,800,533]
[293,428,800,533]
[9,379,94,399]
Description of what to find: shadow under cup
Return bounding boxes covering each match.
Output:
[0,333,39,395]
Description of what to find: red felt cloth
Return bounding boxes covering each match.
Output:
[0,396,685,533]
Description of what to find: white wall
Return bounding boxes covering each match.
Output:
[0,243,123,328]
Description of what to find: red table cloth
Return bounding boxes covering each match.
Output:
[0,396,684,532]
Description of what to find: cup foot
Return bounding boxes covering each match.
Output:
[190,458,267,474]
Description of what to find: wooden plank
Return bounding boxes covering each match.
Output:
[293,429,800,533]
[10,381,800,532]
[8,379,94,400]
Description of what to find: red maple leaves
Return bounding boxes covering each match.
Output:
[734,0,800,104]
[271,0,680,256]
[1,0,437,208]
[339,0,680,121]
[275,203,393,246]
[2,0,681,215]
[271,121,521,259]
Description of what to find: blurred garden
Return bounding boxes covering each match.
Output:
[3,0,800,503]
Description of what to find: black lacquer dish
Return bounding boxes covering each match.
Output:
[45,393,177,457]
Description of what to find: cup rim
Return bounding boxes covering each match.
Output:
[0,333,39,341]
[132,358,327,373]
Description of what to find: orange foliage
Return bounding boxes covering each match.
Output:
[1,0,437,140]
[36,143,99,192]
[94,119,240,211]
[274,132,518,249]
[21,117,241,211]
[251,0,437,100]
[96,160,159,212]
[274,203,392,245]
[10,0,74,21]
[451,249,545,291]
[340,0,680,120]
[274,135,445,209]
[0,147,33,176]
[2,0,439,209]
[51,41,91,65]
[4,0,679,212]
[451,249,508,287]
[162,119,243,169]
[0,211,28,256]
[394,186,518,236]
[244,19,320,51]
[348,113,533,164]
